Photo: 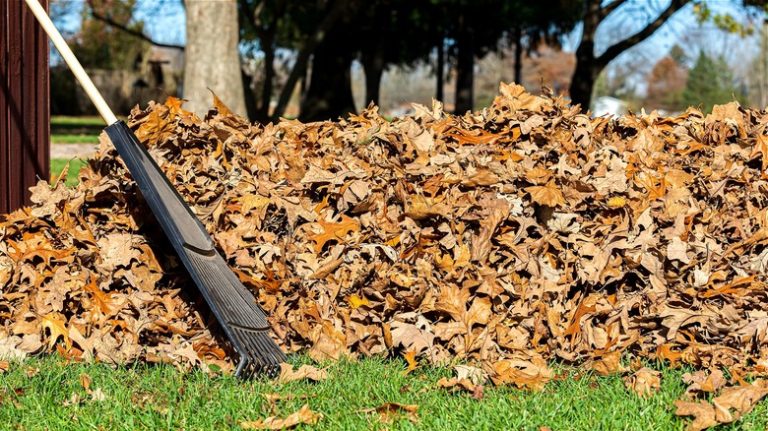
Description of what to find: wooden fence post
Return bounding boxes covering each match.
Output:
[1,0,50,214]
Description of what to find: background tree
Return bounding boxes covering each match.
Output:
[645,46,689,112]
[185,0,247,116]
[682,52,740,112]
[76,0,148,70]
[570,0,690,111]
[570,0,768,111]
[749,20,768,108]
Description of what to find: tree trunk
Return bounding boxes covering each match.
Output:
[436,36,445,102]
[454,16,474,114]
[568,0,600,111]
[513,26,523,84]
[569,40,599,111]
[362,49,385,106]
[184,0,246,116]
[257,37,276,120]
[271,0,349,120]
[299,40,355,121]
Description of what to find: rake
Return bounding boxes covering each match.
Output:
[24,0,286,377]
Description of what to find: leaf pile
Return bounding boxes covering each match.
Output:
[4,84,768,421]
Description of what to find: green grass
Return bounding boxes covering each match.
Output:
[51,134,100,144]
[4,356,768,430]
[51,158,87,187]
[51,116,105,127]
[51,116,105,140]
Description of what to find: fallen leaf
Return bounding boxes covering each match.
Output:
[361,402,419,424]
[623,367,661,397]
[525,181,566,207]
[240,404,322,430]
[278,363,328,383]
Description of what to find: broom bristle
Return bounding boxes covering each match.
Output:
[185,249,286,377]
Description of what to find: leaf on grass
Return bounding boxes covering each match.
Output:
[675,400,718,431]
[79,373,92,391]
[675,381,768,430]
[490,358,553,391]
[277,363,328,383]
[90,387,107,402]
[590,351,626,376]
[240,404,322,430]
[623,367,661,397]
[361,402,419,424]
[402,350,418,375]
[682,369,726,396]
[437,377,484,399]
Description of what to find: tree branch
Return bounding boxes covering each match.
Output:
[598,0,628,21]
[86,0,185,50]
[595,0,689,67]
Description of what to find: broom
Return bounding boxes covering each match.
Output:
[23,0,286,377]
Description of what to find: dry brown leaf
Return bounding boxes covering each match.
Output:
[675,400,718,431]
[403,350,418,375]
[240,404,322,430]
[623,367,661,397]
[277,363,328,383]
[437,377,484,399]
[361,402,419,424]
[682,369,726,396]
[79,373,92,391]
[490,358,553,390]
[525,181,566,207]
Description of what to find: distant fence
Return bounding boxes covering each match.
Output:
[0,0,50,214]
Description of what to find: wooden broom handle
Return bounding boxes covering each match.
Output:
[23,0,118,125]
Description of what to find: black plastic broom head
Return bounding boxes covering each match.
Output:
[105,121,285,377]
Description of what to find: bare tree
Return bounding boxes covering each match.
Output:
[569,0,690,110]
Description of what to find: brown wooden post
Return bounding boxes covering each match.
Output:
[1,0,50,214]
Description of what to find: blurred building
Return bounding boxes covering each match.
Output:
[51,46,184,116]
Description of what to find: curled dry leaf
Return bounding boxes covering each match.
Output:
[361,402,419,424]
[277,363,328,383]
[682,369,726,397]
[623,367,661,397]
[240,404,322,430]
[437,377,484,399]
[675,380,768,430]
[79,373,92,391]
[489,357,553,391]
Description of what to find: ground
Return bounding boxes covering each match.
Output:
[2,355,748,431]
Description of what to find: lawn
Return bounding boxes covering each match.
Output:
[51,116,102,144]
[51,134,100,145]
[0,355,735,431]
